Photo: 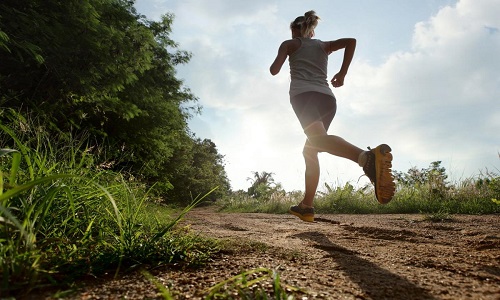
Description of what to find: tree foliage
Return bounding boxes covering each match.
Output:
[0,0,230,203]
[394,161,448,187]
[393,161,449,199]
[247,171,282,199]
[166,138,231,202]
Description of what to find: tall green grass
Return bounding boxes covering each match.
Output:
[0,114,220,297]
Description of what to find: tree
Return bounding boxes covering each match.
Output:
[157,137,230,203]
[0,0,230,204]
[247,171,281,199]
[0,0,157,125]
[394,161,448,187]
[394,161,449,197]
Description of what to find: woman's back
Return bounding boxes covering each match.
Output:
[289,38,333,98]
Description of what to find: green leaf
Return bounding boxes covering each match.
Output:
[0,174,75,203]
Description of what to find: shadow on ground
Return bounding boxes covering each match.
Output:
[292,231,436,300]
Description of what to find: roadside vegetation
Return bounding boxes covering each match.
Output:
[220,162,500,215]
[0,117,221,297]
[1,0,226,297]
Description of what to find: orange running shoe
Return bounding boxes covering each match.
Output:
[362,144,396,204]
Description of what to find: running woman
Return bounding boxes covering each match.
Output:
[270,10,395,222]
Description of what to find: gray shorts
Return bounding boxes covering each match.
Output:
[290,92,337,131]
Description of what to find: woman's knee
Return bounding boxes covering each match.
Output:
[307,135,328,152]
[304,121,327,137]
[303,144,319,162]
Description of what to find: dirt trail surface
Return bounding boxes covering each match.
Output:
[70,208,498,299]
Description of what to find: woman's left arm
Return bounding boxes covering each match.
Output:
[270,41,289,75]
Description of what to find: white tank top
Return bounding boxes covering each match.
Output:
[289,38,334,98]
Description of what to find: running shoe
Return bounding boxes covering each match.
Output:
[363,144,396,204]
[289,204,315,222]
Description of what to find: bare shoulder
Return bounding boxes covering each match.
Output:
[281,38,301,55]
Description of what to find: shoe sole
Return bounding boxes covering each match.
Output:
[289,209,314,222]
[373,144,395,204]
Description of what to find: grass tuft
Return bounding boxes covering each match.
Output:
[205,267,303,300]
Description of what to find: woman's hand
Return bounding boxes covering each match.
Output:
[331,72,345,88]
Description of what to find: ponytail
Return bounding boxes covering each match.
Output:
[290,10,320,38]
[302,11,320,38]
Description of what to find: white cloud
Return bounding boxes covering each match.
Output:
[136,0,500,191]
[340,0,500,184]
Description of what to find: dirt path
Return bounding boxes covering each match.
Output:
[73,208,499,299]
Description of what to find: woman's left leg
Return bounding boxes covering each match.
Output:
[301,139,320,207]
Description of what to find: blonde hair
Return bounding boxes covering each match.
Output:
[290,10,320,38]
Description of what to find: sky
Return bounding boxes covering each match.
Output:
[134,0,500,192]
